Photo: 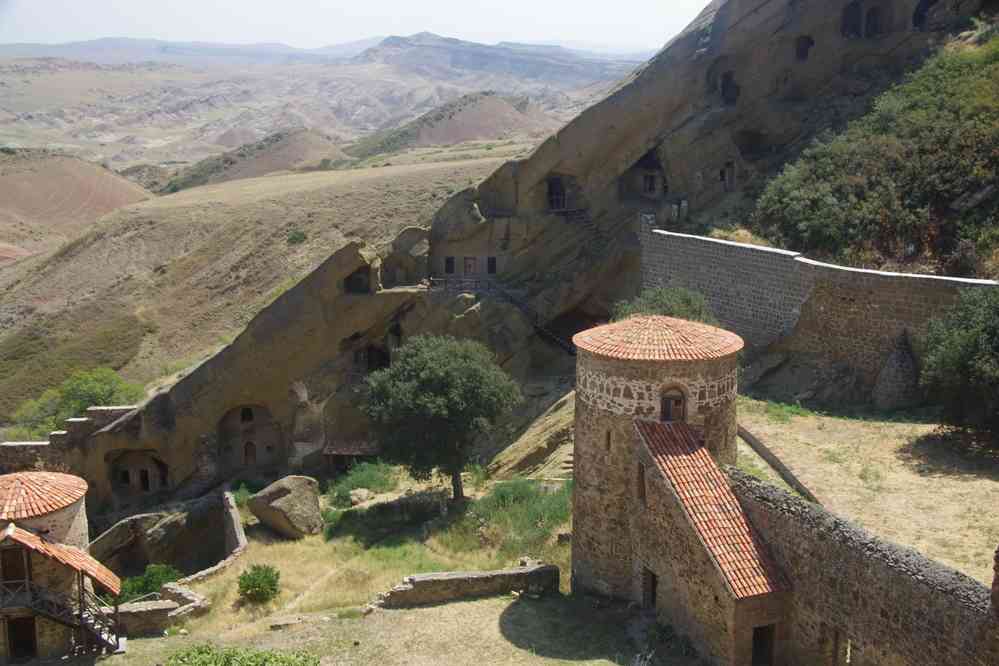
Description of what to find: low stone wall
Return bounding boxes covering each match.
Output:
[160,582,210,620]
[117,600,180,637]
[728,470,999,665]
[177,491,247,585]
[0,441,65,473]
[375,562,560,609]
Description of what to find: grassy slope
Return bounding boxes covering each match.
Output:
[0,156,504,422]
[752,25,999,277]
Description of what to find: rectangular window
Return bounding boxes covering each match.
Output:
[643,173,657,194]
[140,469,151,492]
[444,256,455,275]
[637,462,647,507]
[120,470,131,486]
[487,257,497,275]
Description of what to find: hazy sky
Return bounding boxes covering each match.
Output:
[0,0,708,51]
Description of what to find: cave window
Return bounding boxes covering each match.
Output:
[157,461,168,488]
[795,35,815,61]
[605,431,612,452]
[444,256,455,275]
[547,177,567,211]
[913,0,937,30]
[865,7,884,37]
[643,173,657,195]
[344,267,371,294]
[140,469,151,492]
[722,161,737,192]
[241,407,254,423]
[119,470,131,486]
[366,345,391,372]
[487,257,497,275]
[842,1,863,38]
[661,390,686,423]
[721,71,740,106]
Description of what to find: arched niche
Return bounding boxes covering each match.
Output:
[218,404,282,473]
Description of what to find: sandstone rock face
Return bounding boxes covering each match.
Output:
[248,476,322,539]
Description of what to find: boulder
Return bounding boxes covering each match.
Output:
[350,488,375,505]
[248,476,322,539]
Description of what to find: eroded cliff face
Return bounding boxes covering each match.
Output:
[430,0,983,326]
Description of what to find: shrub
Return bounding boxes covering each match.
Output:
[237,564,280,603]
[612,287,718,324]
[286,230,307,245]
[921,288,999,441]
[166,644,318,666]
[232,484,252,507]
[119,564,182,603]
[326,461,397,508]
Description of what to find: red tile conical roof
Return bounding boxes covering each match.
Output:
[572,315,744,361]
[0,472,88,520]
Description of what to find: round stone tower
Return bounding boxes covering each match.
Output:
[570,315,743,598]
[0,472,90,548]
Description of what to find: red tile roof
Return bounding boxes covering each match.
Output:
[573,316,744,362]
[634,420,785,599]
[0,472,88,520]
[1,524,121,595]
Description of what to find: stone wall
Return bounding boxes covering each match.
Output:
[729,470,999,665]
[0,442,65,474]
[641,228,999,392]
[375,562,559,609]
[177,491,247,585]
[116,600,180,637]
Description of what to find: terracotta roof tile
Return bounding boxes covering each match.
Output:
[0,472,87,521]
[1,524,120,595]
[634,420,785,599]
[572,316,744,362]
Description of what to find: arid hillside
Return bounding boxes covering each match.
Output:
[0,149,149,265]
[0,156,503,420]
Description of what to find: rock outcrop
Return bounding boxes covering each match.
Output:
[248,476,323,539]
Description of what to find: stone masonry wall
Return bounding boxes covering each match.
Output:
[729,470,999,666]
[376,563,559,608]
[641,228,999,391]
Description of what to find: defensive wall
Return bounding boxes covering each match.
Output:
[640,225,999,390]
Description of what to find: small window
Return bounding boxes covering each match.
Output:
[721,71,740,106]
[140,469,151,492]
[643,173,657,195]
[547,178,567,211]
[487,257,497,275]
[661,390,686,423]
[637,462,647,506]
[642,568,658,608]
[605,431,612,452]
[240,407,254,423]
[795,35,815,61]
[865,7,884,37]
[119,470,131,486]
[444,256,455,275]
[842,1,863,38]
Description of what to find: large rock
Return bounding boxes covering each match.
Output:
[248,476,322,539]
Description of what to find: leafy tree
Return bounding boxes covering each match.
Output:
[612,287,718,324]
[364,336,521,500]
[922,288,999,442]
[10,367,143,438]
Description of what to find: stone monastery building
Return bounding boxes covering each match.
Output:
[0,472,121,663]
[571,315,999,666]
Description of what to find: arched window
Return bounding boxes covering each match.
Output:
[244,441,257,466]
[241,407,254,422]
[865,7,884,37]
[660,390,686,423]
[842,1,863,38]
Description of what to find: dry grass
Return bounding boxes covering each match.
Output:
[738,396,999,583]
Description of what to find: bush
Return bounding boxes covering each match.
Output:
[326,461,397,508]
[921,288,999,441]
[237,564,280,603]
[286,230,307,245]
[231,478,266,507]
[612,287,718,324]
[119,564,182,603]
[10,367,144,439]
[166,644,318,666]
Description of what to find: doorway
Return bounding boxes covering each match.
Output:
[7,616,38,662]
[1,547,29,582]
[641,568,658,609]
[244,441,257,466]
[752,624,776,666]
[463,257,478,275]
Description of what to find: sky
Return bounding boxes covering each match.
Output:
[0,0,708,52]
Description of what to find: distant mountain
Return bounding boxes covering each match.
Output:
[313,37,386,58]
[353,32,635,85]
[344,91,560,159]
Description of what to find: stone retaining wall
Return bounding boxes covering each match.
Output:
[728,470,999,665]
[375,562,560,609]
[116,600,180,637]
[177,491,247,585]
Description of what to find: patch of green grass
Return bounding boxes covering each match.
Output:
[859,463,885,491]
[326,462,398,508]
[465,462,490,490]
[820,448,848,465]
[165,644,318,666]
[335,607,363,619]
[763,401,813,424]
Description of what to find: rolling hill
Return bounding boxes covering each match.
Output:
[345,92,560,159]
[0,149,149,266]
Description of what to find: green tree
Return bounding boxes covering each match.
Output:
[364,336,521,500]
[921,288,999,442]
[10,368,143,438]
[612,287,718,324]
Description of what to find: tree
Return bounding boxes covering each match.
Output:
[921,288,999,442]
[364,336,521,500]
[10,368,144,439]
[612,287,718,324]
